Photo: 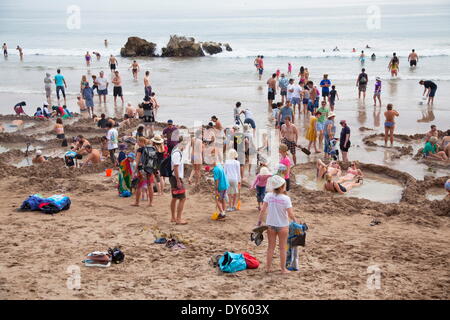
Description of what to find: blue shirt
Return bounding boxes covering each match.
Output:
[213,164,229,191]
[279,77,289,90]
[320,79,331,93]
[279,106,293,123]
[54,74,65,87]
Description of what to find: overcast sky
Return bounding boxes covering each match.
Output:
[3,0,449,14]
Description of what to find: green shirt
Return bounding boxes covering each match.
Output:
[317,107,329,123]
[422,142,436,155]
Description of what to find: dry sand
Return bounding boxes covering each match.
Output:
[0,115,449,300]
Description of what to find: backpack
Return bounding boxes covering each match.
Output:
[108,247,125,264]
[139,146,158,174]
[359,74,367,85]
[160,150,181,177]
[243,252,260,269]
[218,252,247,273]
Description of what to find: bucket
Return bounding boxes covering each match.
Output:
[105,168,113,177]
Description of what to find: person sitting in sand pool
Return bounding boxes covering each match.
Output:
[32,150,46,164]
[337,161,364,183]
[74,135,90,155]
[0,123,4,133]
[81,145,101,167]
[53,118,65,139]
[445,179,450,198]
[422,136,448,161]
[316,159,341,180]
[425,125,438,143]
[125,103,136,118]
[441,130,450,158]
[256,175,297,274]
[324,173,362,194]
[11,119,24,128]
[100,136,109,159]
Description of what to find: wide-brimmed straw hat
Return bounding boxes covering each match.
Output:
[267,175,286,191]
[151,135,164,144]
[328,112,336,119]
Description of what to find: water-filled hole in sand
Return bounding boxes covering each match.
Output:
[295,169,404,203]
[425,187,448,201]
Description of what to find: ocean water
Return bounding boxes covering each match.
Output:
[0,1,449,132]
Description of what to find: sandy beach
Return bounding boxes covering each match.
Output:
[1,0,450,301]
[0,114,448,300]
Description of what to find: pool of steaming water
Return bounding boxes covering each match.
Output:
[295,169,405,204]
[425,187,448,201]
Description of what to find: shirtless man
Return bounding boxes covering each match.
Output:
[16,46,23,60]
[408,49,419,67]
[425,125,438,142]
[2,43,7,57]
[74,135,91,155]
[125,103,136,118]
[144,71,151,98]
[211,116,224,163]
[129,60,140,80]
[266,73,277,109]
[109,55,118,72]
[150,92,159,118]
[384,103,399,146]
[112,71,124,105]
[82,145,101,167]
[280,116,299,164]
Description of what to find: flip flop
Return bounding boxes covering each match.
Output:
[369,219,381,226]
[252,225,268,233]
[254,232,264,246]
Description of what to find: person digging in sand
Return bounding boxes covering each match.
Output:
[257,175,297,274]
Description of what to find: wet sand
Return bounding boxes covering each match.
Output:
[0,115,449,299]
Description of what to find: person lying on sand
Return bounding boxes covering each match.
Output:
[32,150,47,164]
[337,161,363,184]
[422,136,448,161]
[316,159,341,180]
[81,145,101,167]
[324,173,362,194]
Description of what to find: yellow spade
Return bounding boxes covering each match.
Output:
[211,195,220,220]
[236,183,241,210]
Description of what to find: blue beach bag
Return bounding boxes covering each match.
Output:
[218,252,247,273]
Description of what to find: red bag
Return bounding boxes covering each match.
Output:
[243,252,259,269]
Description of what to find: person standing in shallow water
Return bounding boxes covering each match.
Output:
[384,103,399,147]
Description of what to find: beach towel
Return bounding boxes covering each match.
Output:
[21,194,71,214]
[286,222,308,271]
[118,158,133,196]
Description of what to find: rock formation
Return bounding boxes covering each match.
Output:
[120,37,157,57]
[161,35,204,57]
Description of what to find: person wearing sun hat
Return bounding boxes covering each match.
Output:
[32,150,46,164]
[324,112,336,160]
[151,134,166,195]
[257,174,297,274]
[251,166,272,211]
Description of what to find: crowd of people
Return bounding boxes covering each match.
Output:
[2,44,448,275]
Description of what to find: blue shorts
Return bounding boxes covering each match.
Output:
[302,98,309,105]
[385,121,395,128]
[445,181,450,191]
[244,118,256,129]
[258,68,264,75]
[316,121,325,131]
[307,104,315,113]
[291,97,300,105]
[429,88,437,97]
[218,190,228,201]
[98,89,108,96]
[256,186,266,203]
[280,89,287,96]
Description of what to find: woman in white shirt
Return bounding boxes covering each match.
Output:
[257,175,296,274]
[224,148,241,211]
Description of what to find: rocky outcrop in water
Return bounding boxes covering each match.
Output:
[161,35,204,57]
[120,37,157,57]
